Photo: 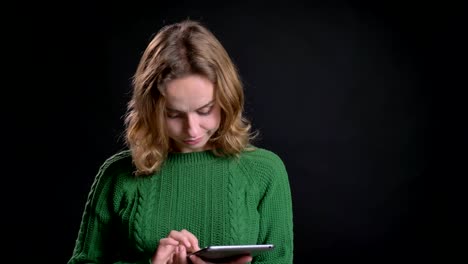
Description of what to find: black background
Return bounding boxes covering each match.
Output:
[7,1,465,263]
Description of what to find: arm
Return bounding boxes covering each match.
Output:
[254,153,294,264]
[67,156,148,264]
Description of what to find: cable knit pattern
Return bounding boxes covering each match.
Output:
[133,188,145,252]
[68,147,293,264]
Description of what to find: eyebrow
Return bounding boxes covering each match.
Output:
[165,100,215,113]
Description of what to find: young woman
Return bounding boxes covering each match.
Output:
[68,19,293,264]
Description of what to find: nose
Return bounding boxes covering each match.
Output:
[185,113,200,137]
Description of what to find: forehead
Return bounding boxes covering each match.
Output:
[164,74,215,111]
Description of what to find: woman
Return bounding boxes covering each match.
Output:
[68,19,293,264]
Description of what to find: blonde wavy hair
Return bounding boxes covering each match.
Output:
[124,19,256,176]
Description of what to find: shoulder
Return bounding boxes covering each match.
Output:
[93,149,136,189]
[99,149,133,173]
[85,150,139,211]
[239,146,286,169]
[235,146,288,183]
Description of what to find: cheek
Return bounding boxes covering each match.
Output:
[208,108,222,130]
[202,118,220,130]
[165,119,182,136]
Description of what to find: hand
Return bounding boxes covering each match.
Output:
[187,254,253,264]
[151,229,201,264]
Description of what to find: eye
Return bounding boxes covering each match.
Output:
[166,111,181,119]
[197,106,213,116]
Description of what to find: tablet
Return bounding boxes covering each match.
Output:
[189,244,274,262]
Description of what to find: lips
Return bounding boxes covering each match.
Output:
[183,137,203,145]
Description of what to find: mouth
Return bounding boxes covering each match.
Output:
[183,137,203,145]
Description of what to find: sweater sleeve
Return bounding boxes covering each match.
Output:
[67,154,149,264]
[254,151,294,264]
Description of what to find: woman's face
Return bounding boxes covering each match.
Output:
[164,74,221,153]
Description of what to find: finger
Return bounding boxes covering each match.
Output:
[152,238,179,263]
[175,245,189,264]
[159,237,180,246]
[168,230,198,249]
[168,230,191,248]
[180,229,200,251]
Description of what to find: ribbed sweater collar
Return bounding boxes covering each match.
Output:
[166,150,221,165]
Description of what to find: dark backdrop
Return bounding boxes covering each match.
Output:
[7,1,465,263]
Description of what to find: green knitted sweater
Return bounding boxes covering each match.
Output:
[68,147,293,264]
